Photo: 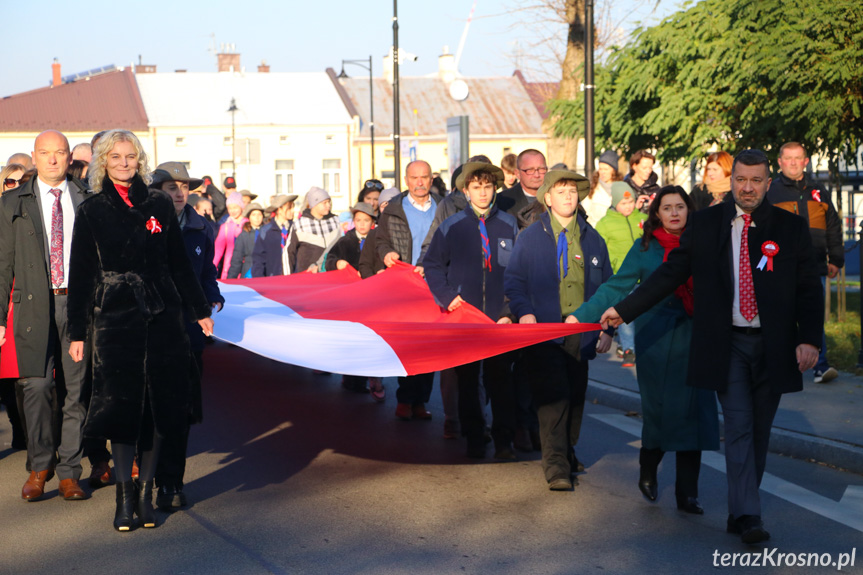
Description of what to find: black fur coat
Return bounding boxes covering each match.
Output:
[67,175,211,444]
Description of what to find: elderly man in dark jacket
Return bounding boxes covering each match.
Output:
[0,130,91,501]
[150,162,224,510]
[376,160,441,421]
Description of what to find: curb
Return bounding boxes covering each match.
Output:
[587,379,863,476]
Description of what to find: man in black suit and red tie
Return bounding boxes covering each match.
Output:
[599,149,822,544]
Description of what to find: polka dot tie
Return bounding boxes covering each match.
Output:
[739,214,758,321]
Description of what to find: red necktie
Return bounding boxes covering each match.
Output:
[49,189,64,287]
[739,214,757,321]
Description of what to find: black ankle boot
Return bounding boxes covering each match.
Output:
[137,479,157,528]
[114,480,137,532]
[638,448,660,502]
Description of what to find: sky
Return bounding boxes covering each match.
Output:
[1,0,684,98]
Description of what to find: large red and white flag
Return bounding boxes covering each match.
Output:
[215,262,600,377]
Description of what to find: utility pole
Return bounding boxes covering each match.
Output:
[228,97,238,178]
[339,56,375,177]
[584,0,595,180]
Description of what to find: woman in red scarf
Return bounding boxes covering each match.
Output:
[572,186,719,515]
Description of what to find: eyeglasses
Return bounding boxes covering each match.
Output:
[364,180,384,191]
[518,167,548,176]
[3,178,20,188]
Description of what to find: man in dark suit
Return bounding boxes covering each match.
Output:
[600,149,822,544]
[0,130,91,500]
[496,149,548,218]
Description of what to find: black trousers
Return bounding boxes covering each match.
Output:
[155,350,203,488]
[454,353,515,447]
[395,372,434,405]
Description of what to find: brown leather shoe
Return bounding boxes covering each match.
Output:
[59,478,87,500]
[395,403,412,420]
[88,461,114,489]
[411,404,432,420]
[22,470,54,501]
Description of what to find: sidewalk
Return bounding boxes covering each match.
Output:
[586,353,863,475]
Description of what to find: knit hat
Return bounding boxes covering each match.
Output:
[378,187,401,207]
[305,186,331,209]
[226,192,244,208]
[598,150,620,170]
[536,170,591,205]
[611,181,636,207]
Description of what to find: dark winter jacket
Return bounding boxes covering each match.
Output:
[325,228,366,272]
[424,205,518,320]
[624,172,661,214]
[251,219,292,277]
[357,228,386,279]
[375,192,440,266]
[419,190,468,261]
[177,203,223,352]
[767,172,843,276]
[0,177,90,377]
[287,210,341,273]
[67,175,211,443]
[496,182,535,217]
[227,226,261,278]
[504,211,612,360]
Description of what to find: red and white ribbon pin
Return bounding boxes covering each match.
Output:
[757,241,779,271]
[145,217,162,234]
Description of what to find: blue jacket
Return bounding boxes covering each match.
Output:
[251,219,293,277]
[424,205,518,320]
[180,204,224,351]
[504,211,612,360]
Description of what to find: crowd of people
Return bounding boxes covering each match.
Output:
[0,132,839,545]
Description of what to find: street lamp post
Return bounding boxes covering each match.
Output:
[393,0,401,188]
[227,97,238,178]
[339,56,375,178]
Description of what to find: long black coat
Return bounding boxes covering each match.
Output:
[615,198,823,395]
[251,219,292,277]
[0,177,90,377]
[67,176,211,443]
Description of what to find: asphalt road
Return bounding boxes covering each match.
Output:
[0,341,860,575]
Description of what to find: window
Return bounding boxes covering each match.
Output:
[322,159,341,195]
[175,137,186,147]
[275,160,294,196]
[384,149,395,158]
[223,136,233,146]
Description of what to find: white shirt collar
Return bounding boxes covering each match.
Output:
[37,178,68,196]
[407,193,432,210]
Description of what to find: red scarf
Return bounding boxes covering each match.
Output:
[652,227,694,316]
[114,184,133,207]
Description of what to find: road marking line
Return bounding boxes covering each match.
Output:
[590,413,863,533]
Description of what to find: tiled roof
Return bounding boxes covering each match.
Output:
[0,68,148,132]
[513,70,559,120]
[337,74,545,138]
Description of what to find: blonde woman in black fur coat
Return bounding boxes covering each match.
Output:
[67,130,213,532]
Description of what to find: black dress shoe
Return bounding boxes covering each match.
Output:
[676,496,704,515]
[638,447,660,502]
[638,478,658,501]
[114,480,137,532]
[740,515,770,544]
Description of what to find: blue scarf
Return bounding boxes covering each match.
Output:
[557,229,568,280]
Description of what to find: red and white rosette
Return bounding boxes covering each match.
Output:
[145,216,162,234]
[757,240,779,271]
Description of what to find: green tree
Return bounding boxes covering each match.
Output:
[548,0,863,173]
